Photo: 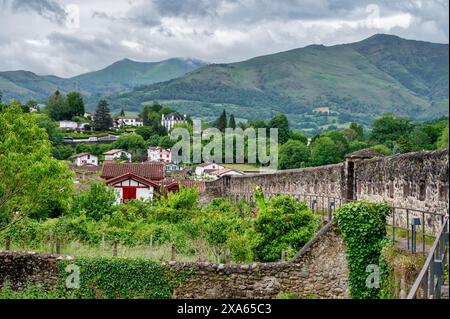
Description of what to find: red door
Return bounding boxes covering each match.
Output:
[122,187,137,202]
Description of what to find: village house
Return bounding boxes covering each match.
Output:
[147,146,171,163]
[70,153,98,167]
[195,162,225,178]
[205,168,245,180]
[103,149,132,162]
[114,116,144,128]
[161,112,187,131]
[101,162,165,203]
[59,120,89,131]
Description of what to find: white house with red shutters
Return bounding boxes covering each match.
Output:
[147,146,171,163]
[105,173,159,203]
[101,162,165,203]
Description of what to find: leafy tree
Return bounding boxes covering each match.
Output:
[437,123,449,149]
[397,135,413,153]
[408,127,432,151]
[67,92,85,118]
[228,114,236,129]
[370,144,391,156]
[0,103,74,226]
[215,109,227,132]
[52,144,75,160]
[269,114,290,144]
[310,136,341,166]
[159,136,176,149]
[147,135,161,147]
[34,114,64,146]
[135,126,154,140]
[71,181,117,221]
[289,131,307,144]
[92,100,113,131]
[322,130,349,160]
[113,133,145,152]
[248,119,267,129]
[369,113,413,147]
[348,140,369,153]
[46,90,69,120]
[119,108,125,116]
[349,122,364,139]
[279,140,309,169]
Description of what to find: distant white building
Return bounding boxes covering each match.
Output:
[161,112,187,131]
[59,120,89,131]
[195,162,225,177]
[103,149,132,162]
[147,146,171,163]
[115,116,144,127]
[70,153,98,167]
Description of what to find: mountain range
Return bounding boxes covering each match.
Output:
[0,58,206,102]
[0,34,448,129]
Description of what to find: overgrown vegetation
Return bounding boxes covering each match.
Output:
[335,201,391,299]
[0,185,320,264]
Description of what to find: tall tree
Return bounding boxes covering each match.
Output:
[228,114,236,129]
[0,102,73,225]
[119,108,125,116]
[279,140,309,169]
[67,92,85,118]
[93,100,113,131]
[46,90,69,120]
[215,110,227,132]
[269,114,290,144]
[369,113,412,148]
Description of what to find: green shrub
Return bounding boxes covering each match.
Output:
[70,181,116,221]
[254,195,320,262]
[335,201,391,299]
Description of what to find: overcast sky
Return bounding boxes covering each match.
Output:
[0,0,448,77]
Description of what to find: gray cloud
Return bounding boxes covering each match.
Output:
[4,0,68,25]
[0,0,447,77]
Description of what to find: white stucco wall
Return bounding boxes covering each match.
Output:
[137,187,153,201]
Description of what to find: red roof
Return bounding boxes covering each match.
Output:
[105,172,161,188]
[101,162,165,180]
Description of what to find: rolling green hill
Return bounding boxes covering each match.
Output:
[0,58,206,102]
[107,34,448,128]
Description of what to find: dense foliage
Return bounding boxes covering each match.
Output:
[253,195,320,261]
[0,103,74,225]
[335,201,391,299]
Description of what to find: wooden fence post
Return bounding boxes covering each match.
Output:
[49,230,54,254]
[56,239,61,255]
[5,236,11,251]
[171,244,176,262]
[113,241,118,257]
[100,233,105,256]
[281,249,286,262]
[225,248,231,264]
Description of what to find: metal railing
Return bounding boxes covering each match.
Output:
[230,191,446,254]
[407,216,449,299]
[388,207,446,256]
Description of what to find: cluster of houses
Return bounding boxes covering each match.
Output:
[70,146,244,203]
[59,111,188,132]
[65,110,245,203]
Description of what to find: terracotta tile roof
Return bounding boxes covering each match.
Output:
[101,162,165,180]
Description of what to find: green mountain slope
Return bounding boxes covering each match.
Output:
[108,34,448,126]
[0,58,206,102]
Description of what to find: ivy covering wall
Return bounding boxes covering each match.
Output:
[335,201,391,299]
